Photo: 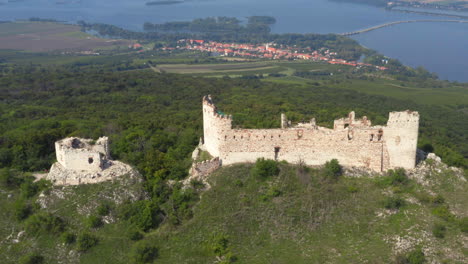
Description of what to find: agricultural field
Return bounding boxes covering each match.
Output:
[151,62,283,75]
[0,22,131,52]
[150,60,468,106]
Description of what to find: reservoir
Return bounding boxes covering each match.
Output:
[1,0,467,82]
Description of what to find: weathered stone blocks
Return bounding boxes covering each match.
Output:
[202,95,419,171]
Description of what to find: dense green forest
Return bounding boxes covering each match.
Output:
[0,63,466,174]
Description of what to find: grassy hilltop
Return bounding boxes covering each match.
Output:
[1,159,467,263]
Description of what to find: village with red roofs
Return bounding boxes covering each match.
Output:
[158,39,388,71]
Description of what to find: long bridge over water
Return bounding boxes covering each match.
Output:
[339,20,468,36]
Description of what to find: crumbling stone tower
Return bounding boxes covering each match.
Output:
[55,137,110,172]
[384,111,420,169]
[202,95,419,171]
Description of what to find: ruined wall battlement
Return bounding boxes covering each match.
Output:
[202,95,419,171]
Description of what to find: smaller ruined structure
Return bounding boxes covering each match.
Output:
[55,137,110,172]
[47,137,135,185]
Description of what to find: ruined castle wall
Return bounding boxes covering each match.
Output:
[189,157,222,179]
[202,96,418,171]
[218,127,387,171]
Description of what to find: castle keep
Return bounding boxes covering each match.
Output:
[55,137,110,172]
[47,137,135,185]
[202,95,419,171]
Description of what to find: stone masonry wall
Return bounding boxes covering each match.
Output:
[202,95,419,171]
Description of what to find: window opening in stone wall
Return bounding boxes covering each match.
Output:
[344,124,349,128]
[377,129,383,141]
[274,147,280,161]
[88,157,94,164]
[370,134,374,141]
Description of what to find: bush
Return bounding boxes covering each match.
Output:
[209,233,237,263]
[25,213,65,235]
[377,168,409,188]
[86,215,103,228]
[96,203,111,216]
[19,178,51,199]
[130,241,158,263]
[211,233,230,256]
[20,180,38,199]
[166,187,197,225]
[260,186,281,201]
[76,233,99,252]
[432,223,446,238]
[384,196,405,209]
[458,217,468,233]
[323,159,342,180]
[19,253,44,264]
[431,205,455,222]
[395,248,426,264]
[347,185,359,193]
[387,168,408,185]
[14,200,32,221]
[129,230,144,241]
[407,248,425,264]
[421,143,434,153]
[190,179,205,190]
[251,158,279,179]
[61,232,76,244]
[0,168,22,188]
[119,200,161,231]
[234,179,243,187]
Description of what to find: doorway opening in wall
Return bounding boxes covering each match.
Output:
[274,147,280,161]
[88,157,94,164]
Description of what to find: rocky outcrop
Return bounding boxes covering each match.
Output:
[47,160,138,186]
[408,152,465,186]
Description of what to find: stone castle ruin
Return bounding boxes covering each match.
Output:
[47,137,135,185]
[55,137,110,172]
[201,95,419,172]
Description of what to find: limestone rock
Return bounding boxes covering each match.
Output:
[46,160,137,186]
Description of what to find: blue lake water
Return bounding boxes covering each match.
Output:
[1,0,467,82]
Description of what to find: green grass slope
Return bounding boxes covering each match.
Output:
[0,159,466,263]
[149,162,467,263]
